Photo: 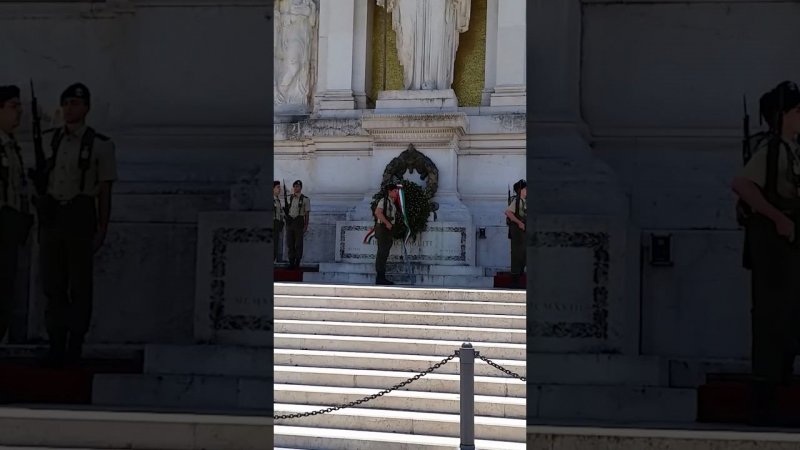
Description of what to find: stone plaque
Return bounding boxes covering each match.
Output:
[195,211,271,346]
[528,214,634,354]
[335,221,475,266]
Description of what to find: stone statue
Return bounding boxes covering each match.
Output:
[377,0,471,91]
[274,0,318,106]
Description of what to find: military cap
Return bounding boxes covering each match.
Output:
[60,82,91,105]
[274,180,281,187]
[0,85,20,104]
[293,180,302,187]
[513,179,527,193]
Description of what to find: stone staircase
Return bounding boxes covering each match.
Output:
[272,283,526,449]
[303,262,495,288]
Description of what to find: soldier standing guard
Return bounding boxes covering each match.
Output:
[273,180,284,262]
[0,86,32,342]
[286,179,309,269]
[505,179,527,289]
[373,182,399,286]
[732,80,800,425]
[39,83,117,366]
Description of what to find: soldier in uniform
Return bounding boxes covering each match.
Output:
[273,180,284,262]
[286,179,309,269]
[373,182,399,286]
[40,83,117,365]
[505,179,527,289]
[732,80,800,424]
[0,85,30,342]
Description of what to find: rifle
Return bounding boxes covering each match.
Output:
[282,179,290,220]
[29,79,48,197]
[742,95,751,165]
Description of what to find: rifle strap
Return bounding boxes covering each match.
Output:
[49,126,96,193]
[765,137,781,206]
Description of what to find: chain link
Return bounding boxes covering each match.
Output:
[274,351,458,420]
[478,354,526,381]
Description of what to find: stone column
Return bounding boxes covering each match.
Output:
[490,0,526,107]
[315,0,357,110]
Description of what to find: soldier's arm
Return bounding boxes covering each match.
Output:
[732,177,788,224]
[304,197,310,230]
[733,148,789,225]
[505,205,523,227]
[96,139,117,234]
[375,206,392,229]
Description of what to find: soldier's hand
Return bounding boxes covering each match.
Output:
[93,229,107,254]
[385,222,393,231]
[517,221,525,231]
[775,215,795,242]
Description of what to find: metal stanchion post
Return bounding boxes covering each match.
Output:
[459,342,475,450]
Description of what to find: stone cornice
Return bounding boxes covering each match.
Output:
[361,113,468,145]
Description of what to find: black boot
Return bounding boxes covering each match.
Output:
[45,331,67,368]
[66,333,84,365]
[376,272,394,285]
[749,380,779,426]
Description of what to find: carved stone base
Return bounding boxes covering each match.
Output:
[490,85,526,107]
[316,89,356,110]
[376,89,458,110]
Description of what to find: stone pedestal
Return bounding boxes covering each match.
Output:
[194,212,271,346]
[375,89,458,110]
[335,221,475,266]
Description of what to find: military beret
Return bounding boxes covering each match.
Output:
[60,82,91,105]
[293,180,302,187]
[513,179,527,193]
[274,180,280,187]
[0,85,20,104]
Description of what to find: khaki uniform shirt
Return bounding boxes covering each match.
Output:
[0,132,27,211]
[507,196,526,218]
[376,197,396,222]
[274,195,284,222]
[45,125,117,201]
[740,137,800,200]
[288,193,310,218]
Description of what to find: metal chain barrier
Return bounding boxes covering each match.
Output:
[274,350,459,420]
[477,354,526,382]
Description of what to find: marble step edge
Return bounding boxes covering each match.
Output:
[274,425,525,450]
[274,283,525,301]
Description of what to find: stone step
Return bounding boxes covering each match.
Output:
[273,404,525,442]
[274,333,527,360]
[274,320,526,343]
[275,349,526,377]
[273,384,526,418]
[273,426,525,450]
[0,406,271,450]
[529,385,697,423]
[317,262,486,276]
[303,271,495,287]
[275,294,526,315]
[274,307,526,329]
[92,374,272,411]
[274,282,525,302]
[274,366,526,397]
[525,353,668,386]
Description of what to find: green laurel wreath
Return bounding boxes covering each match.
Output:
[370,179,432,242]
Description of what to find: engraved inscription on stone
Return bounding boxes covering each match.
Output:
[531,247,595,323]
[336,221,471,264]
[220,242,271,315]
